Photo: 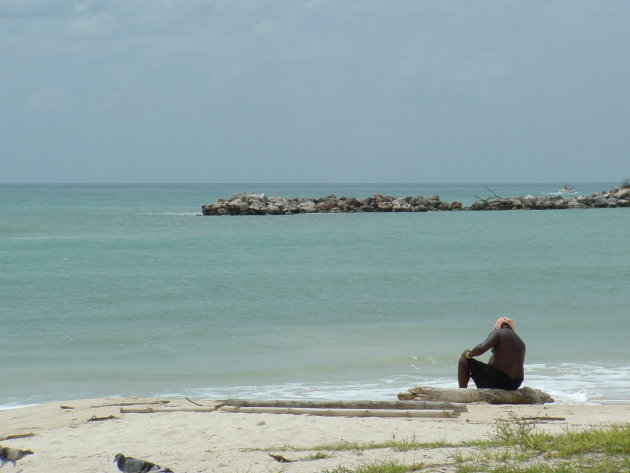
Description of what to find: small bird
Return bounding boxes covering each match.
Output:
[0,446,34,467]
[114,453,174,473]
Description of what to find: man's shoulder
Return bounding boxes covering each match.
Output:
[499,328,523,340]
[499,329,525,346]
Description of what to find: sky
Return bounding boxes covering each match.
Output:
[1,0,629,184]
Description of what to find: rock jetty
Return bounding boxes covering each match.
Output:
[470,185,630,211]
[202,193,462,215]
[201,186,630,215]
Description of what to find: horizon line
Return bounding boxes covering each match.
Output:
[0,180,623,186]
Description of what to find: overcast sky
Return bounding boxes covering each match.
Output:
[2,0,629,183]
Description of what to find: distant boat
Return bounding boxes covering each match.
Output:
[541,185,578,197]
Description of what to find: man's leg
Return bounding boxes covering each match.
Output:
[458,351,470,388]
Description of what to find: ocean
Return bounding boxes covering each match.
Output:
[1,182,629,409]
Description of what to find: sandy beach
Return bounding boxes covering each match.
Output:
[2,397,630,473]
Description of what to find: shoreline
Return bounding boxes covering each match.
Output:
[3,375,630,412]
[3,396,630,473]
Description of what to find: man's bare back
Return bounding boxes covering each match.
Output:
[458,317,526,390]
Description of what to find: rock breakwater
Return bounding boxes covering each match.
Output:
[201,186,630,215]
[471,185,630,211]
[202,193,462,215]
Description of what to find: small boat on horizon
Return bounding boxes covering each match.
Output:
[541,185,578,197]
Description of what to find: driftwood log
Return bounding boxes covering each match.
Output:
[221,399,467,412]
[220,406,459,418]
[0,433,35,441]
[398,386,554,404]
[119,399,468,417]
[120,407,218,414]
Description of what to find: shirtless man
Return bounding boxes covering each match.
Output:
[458,316,526,390]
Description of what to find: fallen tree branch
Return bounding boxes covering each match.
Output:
[185,397,204,407]
[220,406,459,418]
[519,416,566,422]
[0,433,35,441]
[221,399,467,412]
[92,400,170,408]
[120,407,218,414]
[484,187,502,199]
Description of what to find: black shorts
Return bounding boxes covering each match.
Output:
[467,358,523,390]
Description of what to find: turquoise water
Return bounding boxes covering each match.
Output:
[1,182,629,408]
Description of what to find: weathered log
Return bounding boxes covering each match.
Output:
[93,400,170,408]
[519,416,566,422]
[221,399,467,412]
[0,433,35,441]
[120,407,218,414]
[220,406,459,418]
[398,386,554,404]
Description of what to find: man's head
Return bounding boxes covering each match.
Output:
[494,316,514,330]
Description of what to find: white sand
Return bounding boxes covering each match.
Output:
[2,397,630,473]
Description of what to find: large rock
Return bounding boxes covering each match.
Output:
[614,188,630,199]
[316,196,339,211]
[298,201,317,213]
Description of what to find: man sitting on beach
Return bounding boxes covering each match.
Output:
[458,317,526,390]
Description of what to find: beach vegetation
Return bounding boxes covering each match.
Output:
[305,451,334,461]
[267,435,453,453]
[261,417,630,473]
[323,459,426,473]
[483,413,630,457]
[448,414,630,471]
[488,412,539,449]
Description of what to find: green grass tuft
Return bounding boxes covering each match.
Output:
[305,451,334,461]
[324,459,425,473]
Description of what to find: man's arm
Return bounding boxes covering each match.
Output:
[466,331,498,358]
